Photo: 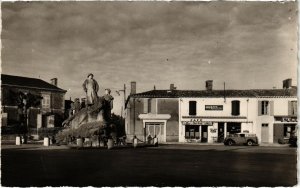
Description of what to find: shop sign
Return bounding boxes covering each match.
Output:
[281,117,297,122]
[182,119,213,126]
[210,128,217,133]
[205,105,223,111]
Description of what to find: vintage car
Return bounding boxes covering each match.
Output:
[224,133,259,146]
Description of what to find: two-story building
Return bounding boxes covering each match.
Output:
[125,79,297,144]
[1,74,67,128]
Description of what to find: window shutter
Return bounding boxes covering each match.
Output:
[148,99,152,113]
[231,101,235,115]
[143,98,148,113]
[288,101,292,116]
[231,101,240,116]
[237,101,240,115]
[258,101,262,116]
[189,101,197,115]
[269,101,274,116]
[293,101,297,116]
[151,99,156,114]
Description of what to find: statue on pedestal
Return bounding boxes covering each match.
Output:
[82,73,99,107]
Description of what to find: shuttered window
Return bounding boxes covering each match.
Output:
[189,101,197,115]
[143,98,148,113]
[144,98,156,114]
[288,101,297,116]
[231,100,240,116]
[258,101,273,115]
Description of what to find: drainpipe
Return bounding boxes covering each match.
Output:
[133,98,136,136]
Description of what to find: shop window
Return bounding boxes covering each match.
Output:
[227,122,241,134]
[185,125,200,139]
[284,124,296,138]
[189,101,197,115]
[231,100,240,116]
[288,101,297,116]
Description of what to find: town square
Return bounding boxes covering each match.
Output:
[1,1,298,187]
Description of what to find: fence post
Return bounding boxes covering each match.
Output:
[43,137,50,146]
[77,137,83,147]
[16,136,21,146]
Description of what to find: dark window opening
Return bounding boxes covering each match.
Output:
[231,100,240,116]
[261,101,269,115]
[227,123,241,134]
[189,101,197,115]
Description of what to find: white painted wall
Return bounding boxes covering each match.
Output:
[179,97,297,144]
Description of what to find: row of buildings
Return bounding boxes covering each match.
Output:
[125,80,297,144]
[1,74,298,144]
[1,74,66,129]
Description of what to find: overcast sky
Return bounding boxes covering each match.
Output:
[1,1,298,115]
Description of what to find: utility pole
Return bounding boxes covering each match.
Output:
[116,84,126,118]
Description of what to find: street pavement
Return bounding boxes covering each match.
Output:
[1,144,298,187]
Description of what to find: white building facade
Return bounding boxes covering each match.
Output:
[179,96,297,144]
[126,79,297,145]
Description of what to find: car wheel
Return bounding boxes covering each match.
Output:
[228,140,234,146]
[247,140,253,146]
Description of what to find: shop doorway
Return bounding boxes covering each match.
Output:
[201,125,208,143]
[218,123,225,142]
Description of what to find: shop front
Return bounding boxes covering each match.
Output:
[273,116,297,143]
[181,117,253,143]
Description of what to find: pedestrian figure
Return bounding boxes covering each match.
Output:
[82,73,99,107]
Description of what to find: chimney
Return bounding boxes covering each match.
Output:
[283,79,292,89]
[130,81,136,94]
[51,78,58,86]
[206,80,213,91]
[170,84,176,90]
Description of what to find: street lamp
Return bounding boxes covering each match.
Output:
[115,84,126,118]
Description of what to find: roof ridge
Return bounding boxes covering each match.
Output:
[1,74,66,92]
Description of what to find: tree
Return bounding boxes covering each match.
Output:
[110,113,125,137]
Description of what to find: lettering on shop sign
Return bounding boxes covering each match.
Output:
[182,118,202,125]
[182,119,213,126]
[205,105,223,111]
[210,128,217,133]
[281,117,297,122]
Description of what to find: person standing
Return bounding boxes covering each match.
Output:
[82,73,99,107]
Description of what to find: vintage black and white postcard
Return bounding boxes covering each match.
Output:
[1,0,298,187]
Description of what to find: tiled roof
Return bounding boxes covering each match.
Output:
[131,88,297,98]
[1,74,66,92]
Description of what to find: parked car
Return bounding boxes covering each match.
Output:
[224,133,259,146]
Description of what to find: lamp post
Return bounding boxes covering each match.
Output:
[116,84,126,118]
